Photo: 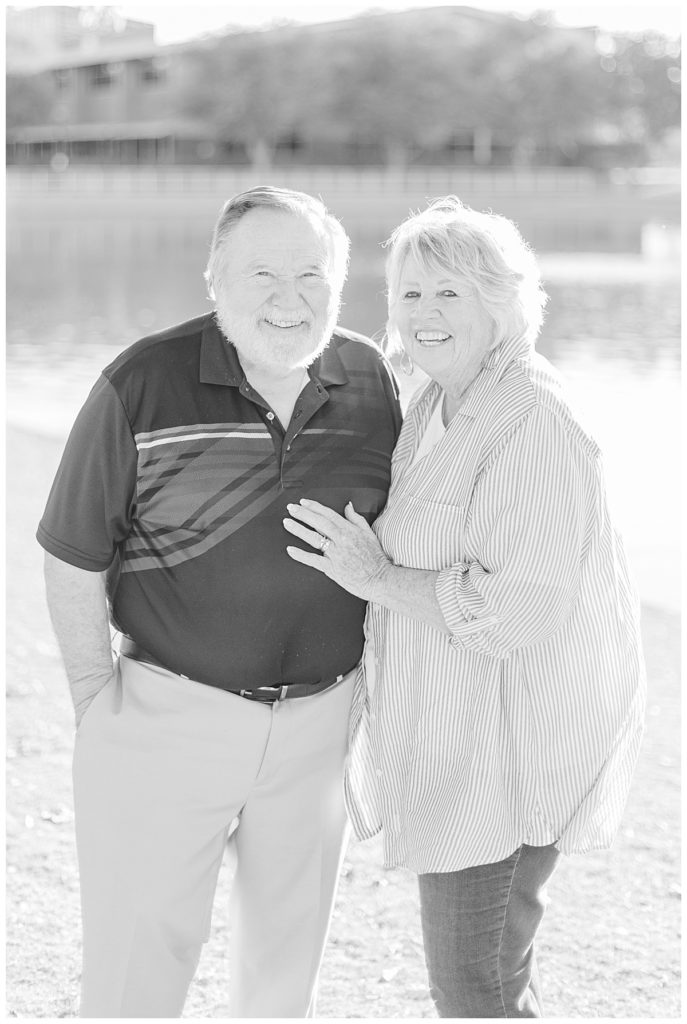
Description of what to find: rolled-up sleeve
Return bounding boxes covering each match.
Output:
[436,406,590,659]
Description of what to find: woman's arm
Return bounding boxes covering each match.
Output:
[434,406,590,657]
[284,501,450,633]
[285,405,593,657]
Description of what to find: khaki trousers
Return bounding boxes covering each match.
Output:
[73,655,354,1018]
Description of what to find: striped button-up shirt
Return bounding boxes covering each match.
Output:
[345,334,646,873]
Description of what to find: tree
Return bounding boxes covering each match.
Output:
[173,30,309,168]
[296,11,492,169]
[170,10,680,170]
[596,31,681,149]
[466,18,608,166]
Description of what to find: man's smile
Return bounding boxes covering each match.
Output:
[264,317,308,329]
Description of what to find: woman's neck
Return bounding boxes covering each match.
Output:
[441,387,468,425]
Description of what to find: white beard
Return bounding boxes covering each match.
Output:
[215,299,340,375]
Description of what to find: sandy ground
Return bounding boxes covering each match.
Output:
[5,426,681,1019]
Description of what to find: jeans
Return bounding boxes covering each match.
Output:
[417,843,560,1018]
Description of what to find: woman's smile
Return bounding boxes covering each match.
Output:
[415,330,453,346]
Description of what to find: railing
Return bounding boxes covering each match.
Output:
[7,164,614,196]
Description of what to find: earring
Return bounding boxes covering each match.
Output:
[400,351,414,376]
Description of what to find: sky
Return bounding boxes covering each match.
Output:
[109,2,682,43]
[4,1,682,40]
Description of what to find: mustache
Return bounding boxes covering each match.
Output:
[215,301,341,334]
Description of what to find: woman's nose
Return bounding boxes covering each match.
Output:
[414,294,440,315]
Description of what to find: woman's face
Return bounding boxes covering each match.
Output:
[392,253,499,396]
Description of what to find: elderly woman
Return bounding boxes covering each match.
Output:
[284,197,645,1018]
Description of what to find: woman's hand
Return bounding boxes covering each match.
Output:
[284,499,392,601]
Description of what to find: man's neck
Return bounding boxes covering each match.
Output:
[241,361,309,394]
[239,360,311,430]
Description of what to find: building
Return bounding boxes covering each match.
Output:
[6,5,215,165]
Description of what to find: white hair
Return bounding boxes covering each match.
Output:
[205,185,350,298]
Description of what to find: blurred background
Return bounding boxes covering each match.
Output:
[5,1,681,612]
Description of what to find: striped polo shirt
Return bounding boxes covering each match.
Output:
[344,334,646,872]
[37,313,402,691]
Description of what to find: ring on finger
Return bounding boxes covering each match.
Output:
[320,537,331,554]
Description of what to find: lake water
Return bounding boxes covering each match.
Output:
[6,210,681,611]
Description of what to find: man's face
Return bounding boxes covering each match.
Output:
[213,207,341,375]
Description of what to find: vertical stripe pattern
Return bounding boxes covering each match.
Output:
[344,335,646,873]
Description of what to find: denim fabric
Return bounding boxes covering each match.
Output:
[417,843,560,1018]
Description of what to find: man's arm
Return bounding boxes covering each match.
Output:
[44,551,116,727]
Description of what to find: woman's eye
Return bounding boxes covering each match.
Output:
[402,291,420,300]
[441,290,458,297]
[254,270,271,278]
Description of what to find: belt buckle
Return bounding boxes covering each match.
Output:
[239,684,290,703]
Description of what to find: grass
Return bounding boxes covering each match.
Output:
[5,426,681,1018]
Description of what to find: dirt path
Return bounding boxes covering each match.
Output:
[6,427,681,1018]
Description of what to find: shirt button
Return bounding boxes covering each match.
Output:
[266,411,275,421]
[376,768,383,777]
[286,444,291,451]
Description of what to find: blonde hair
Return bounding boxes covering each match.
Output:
[385,195,547,352]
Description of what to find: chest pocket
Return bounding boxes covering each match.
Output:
[375,494,467,571]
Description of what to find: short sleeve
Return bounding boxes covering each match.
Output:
[36,374,138,570]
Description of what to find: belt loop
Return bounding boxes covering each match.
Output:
[278,685,289,701]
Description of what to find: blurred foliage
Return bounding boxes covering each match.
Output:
[177,31,309,168]
[7,8,681,168]
[171,10,681,167]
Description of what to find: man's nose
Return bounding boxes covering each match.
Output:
[272,276,301,305]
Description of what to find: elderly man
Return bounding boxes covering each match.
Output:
[37,186,402,1018]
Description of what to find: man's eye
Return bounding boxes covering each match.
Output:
[254,270,271,278]
[441,290,458,297]
[402,291,420,300]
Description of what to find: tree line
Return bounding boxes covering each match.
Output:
[7,7,681,168]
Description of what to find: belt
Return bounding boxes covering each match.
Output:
[118,636,348,703]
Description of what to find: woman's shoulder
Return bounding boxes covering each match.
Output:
[505,353,601,459]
